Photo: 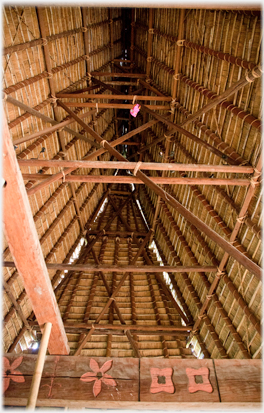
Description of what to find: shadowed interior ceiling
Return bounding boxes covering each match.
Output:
[2,5,262,361]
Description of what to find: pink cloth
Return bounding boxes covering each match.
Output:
[130,103,141,117]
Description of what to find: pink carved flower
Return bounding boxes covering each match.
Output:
[130,103,141,117]
[3,356,25,393]
[80,359,116,397]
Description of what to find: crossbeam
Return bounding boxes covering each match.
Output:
[31,322,192,333]
[5,95,100,148]
[62,102,170,110]
[56,93,172,101]
[24,95,262,279]
[22,174,251,186]
[3,262,218,274]
[18,159,254,174]
[91,72,147,77]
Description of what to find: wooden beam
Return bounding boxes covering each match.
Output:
[20,93,262,280]
[3,261,217,274]
[62,102,170,110]
[5,95,100,148]
[75,229,159,356]
[61,323,191,332]
[56,93,172,101]
[190,155,263,337]
[140,104,240,164]
[2,112,69,355]
[91,72,146,78]
[136,171,262,280]
[18,155,254,174]
[26,118,160,196]
[22,174,252,186]
[146,8,153,78]
[67,85,100,94]
[88,239,141,358]
[179,75,261,130]
[88,230,147,237]
[13,108,97,145]
[3,279,32,330]
[139,79,167,97]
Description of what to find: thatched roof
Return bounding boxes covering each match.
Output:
[2,6,262,360]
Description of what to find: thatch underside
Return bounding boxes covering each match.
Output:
[2,6,262,360]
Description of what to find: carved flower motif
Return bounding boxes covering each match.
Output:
[3,357,25,393]
[80,359,116,397]
[186,367,213,393]
[150,367,174,394]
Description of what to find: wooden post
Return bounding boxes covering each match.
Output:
[26,322,52,409]
[3,112,69,355]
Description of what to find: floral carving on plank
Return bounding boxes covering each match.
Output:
[3,357,25,393]
[80,359,117,397]
[186,367,213,393]
[150,367,174,394]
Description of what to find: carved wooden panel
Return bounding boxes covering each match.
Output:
[3,355,139,402]
[3,354,262,407]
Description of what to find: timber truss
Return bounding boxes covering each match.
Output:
[3,7,262,360]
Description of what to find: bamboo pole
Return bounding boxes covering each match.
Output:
[3,56,87,95]
[183,40,258,71]
[179,74,261,130]
[3,17,121,55]
[26,322,52,409]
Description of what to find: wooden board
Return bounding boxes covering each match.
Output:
[214,360,262,402]
[140,358,220,402]
[3,355,139,402]
[3,354,262,407]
